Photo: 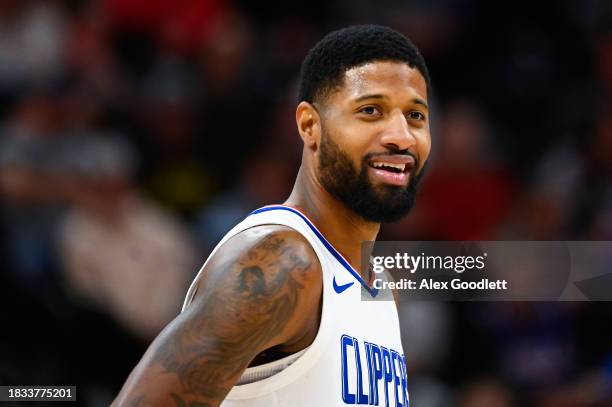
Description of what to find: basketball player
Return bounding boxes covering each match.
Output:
[113,25,431,406]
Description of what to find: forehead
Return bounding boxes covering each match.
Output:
[336,61,428,103]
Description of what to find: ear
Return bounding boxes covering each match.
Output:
[295,101,321,150]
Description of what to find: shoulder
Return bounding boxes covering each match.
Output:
[230,224,317,257]
[185,224,323,345]
[201,224,322,287]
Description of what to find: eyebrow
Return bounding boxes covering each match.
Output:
[353,93,389,103]
[353,93,429,110]
[413,98,429,111]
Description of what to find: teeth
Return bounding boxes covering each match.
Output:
[371,162,406,171]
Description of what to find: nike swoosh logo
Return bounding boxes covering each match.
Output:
[333,276,355,294]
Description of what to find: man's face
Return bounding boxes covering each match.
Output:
[315,61,431,223]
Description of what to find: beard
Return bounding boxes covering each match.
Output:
[317,130,426,223]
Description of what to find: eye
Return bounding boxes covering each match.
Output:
[407,111,426,121]
[358,106,382,116]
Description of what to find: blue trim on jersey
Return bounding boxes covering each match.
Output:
[249,205,379,297]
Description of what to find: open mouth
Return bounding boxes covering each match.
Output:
[366,156,415,186]
[368,162,408,173]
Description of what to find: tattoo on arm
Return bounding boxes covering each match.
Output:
[150,231,314,404]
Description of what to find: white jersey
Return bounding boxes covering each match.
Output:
[182,205,409,407]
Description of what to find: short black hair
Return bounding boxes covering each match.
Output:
[298,25,430,104]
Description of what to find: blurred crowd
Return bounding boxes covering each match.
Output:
[0,0,610,406]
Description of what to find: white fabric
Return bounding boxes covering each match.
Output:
[182,205,409,407]
[236,348,308,385]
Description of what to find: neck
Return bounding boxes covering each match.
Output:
[284,166,380,280]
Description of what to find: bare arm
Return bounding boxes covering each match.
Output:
[112,225,323,407]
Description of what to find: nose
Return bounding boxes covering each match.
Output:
[379,110,416,152]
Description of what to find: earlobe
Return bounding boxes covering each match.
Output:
[296,102,320,150]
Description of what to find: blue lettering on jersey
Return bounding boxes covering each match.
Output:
[354,337,369,404]
[340,335,409,406]
[381,347,392,407]
[391,350,406,407]
[341,335,356,404]
[370,343,383,405]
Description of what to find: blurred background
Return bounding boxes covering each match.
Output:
[0,0,611,405]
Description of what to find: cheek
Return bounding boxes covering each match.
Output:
[326,124,371,163]
[417,129,432,168]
